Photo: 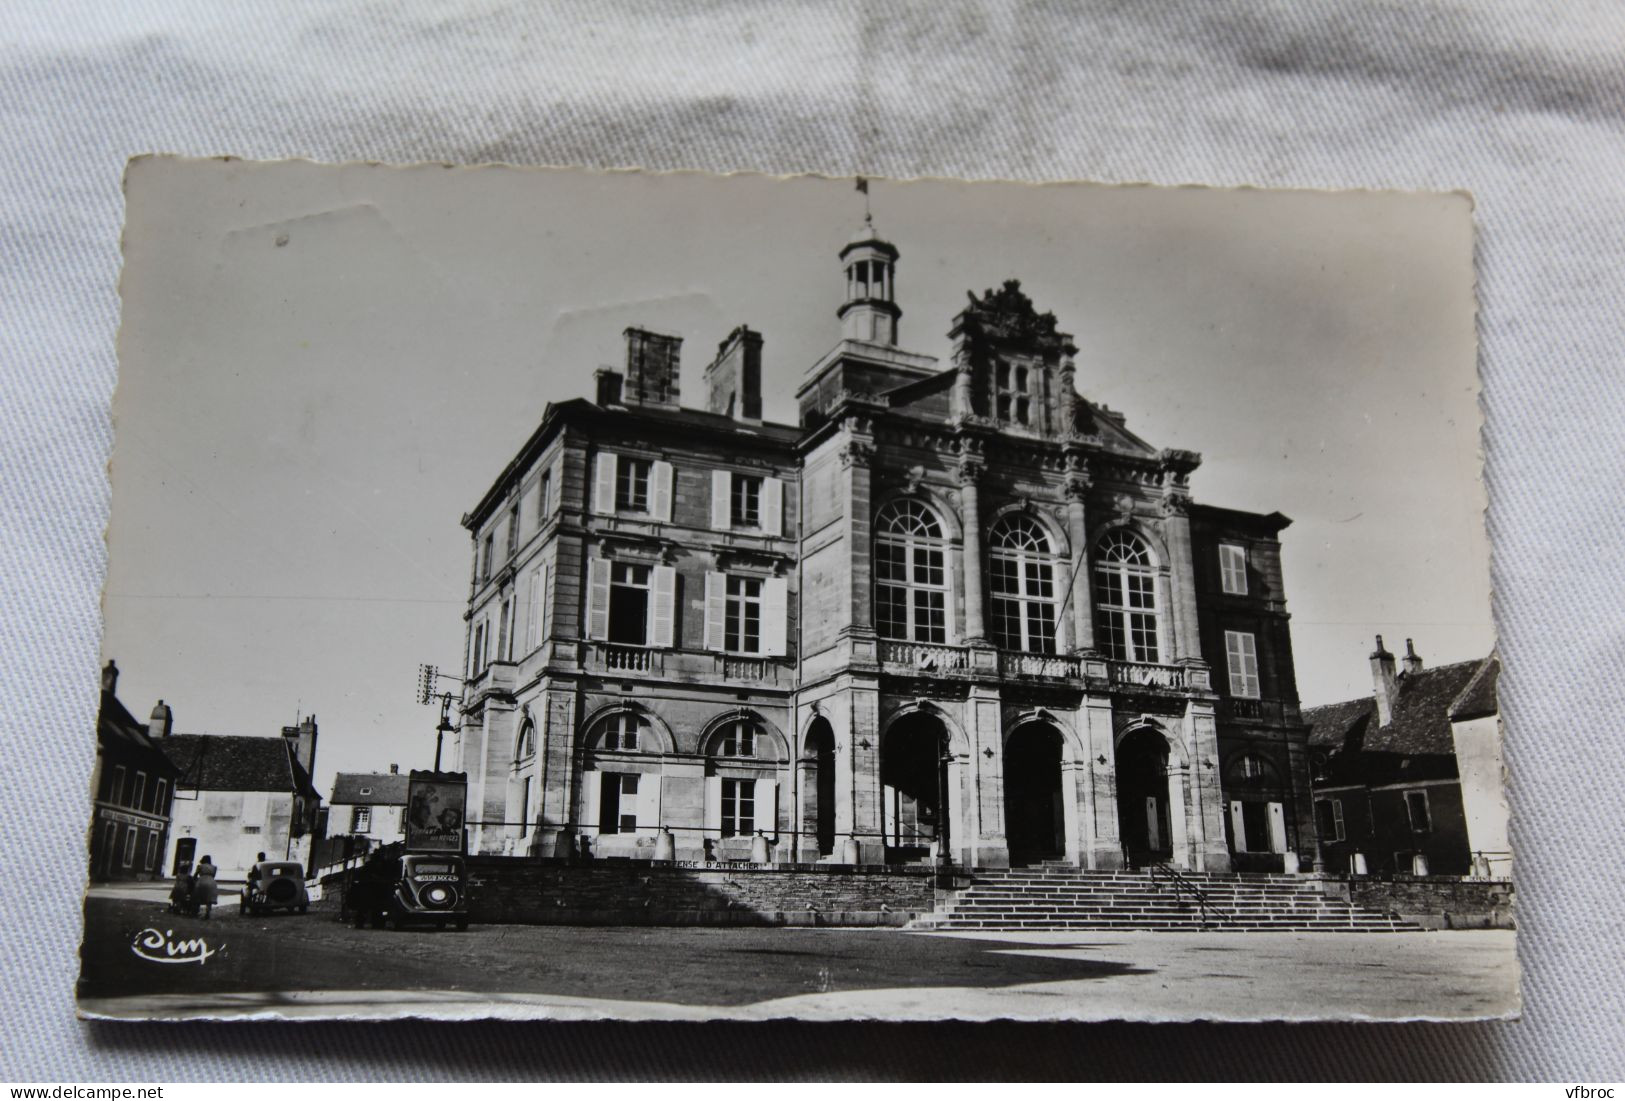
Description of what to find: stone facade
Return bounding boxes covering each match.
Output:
[453,221,1314,875]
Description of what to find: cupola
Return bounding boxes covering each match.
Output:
[838,214,901,346]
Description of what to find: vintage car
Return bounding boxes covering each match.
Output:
[240,861,311,915]
[349,853,469,931]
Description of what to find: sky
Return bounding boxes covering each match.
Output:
[106,158,1491,798]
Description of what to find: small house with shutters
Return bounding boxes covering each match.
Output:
[329,766,411,849]
[453,218,1316,871]
[1304,638,1506,878]
[89,661,181,881]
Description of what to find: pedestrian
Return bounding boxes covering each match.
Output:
[193,853,220,920]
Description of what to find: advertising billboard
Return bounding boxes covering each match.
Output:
[405,770,467,853]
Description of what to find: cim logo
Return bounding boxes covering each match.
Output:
[131,927,221,965]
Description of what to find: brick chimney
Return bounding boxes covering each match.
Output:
[1370,635,1398,727]
[704,325,763,420]
[1401,637,1424,677]
[149,699,173,737]
[622,327,682,408]
[102,659,119,695]
[594,366,623,406]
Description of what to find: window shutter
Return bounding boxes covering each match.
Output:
[760,477,784,536]
[1332,799,1345,841]
[944,552,958,643]
[580,770,600,836]
[704,572,727,651]
[1229,800,1248,853]
[1267,801,1288,854]
[586,558,612,640]
[635,775,660,836]
[704,775,723,839]
[526,565,543,652]
[593,453,617,515]
[711,470,731,530]
[755,778,778,835]
[760,576,789,657]
[652,460,674,522]
[649,565,677,649]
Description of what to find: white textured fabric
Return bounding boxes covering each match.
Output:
[4,0,1624,1081]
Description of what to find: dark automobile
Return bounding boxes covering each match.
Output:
[240,861,310,915]
[349,853,469,931]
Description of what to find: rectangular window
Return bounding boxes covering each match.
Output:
[1315,798,1345,842]
[538,470,552,522]
[725,576,763,653]
[604,713,641,751]
[351,806,372,833]
[122,829,137,867]
[132,773,147,813]
[111,765,127,807]
[720,778,755,838]
[731,474,762,527]
[600,773,639,834]
[607,562,651,644]
[1405,790,1432,833]
[507,505,520,559]
[498,597,512,663]
[1225,630,1261,698]
[145,833,159,871]
[526,564,547,653]
[154,779,168,813]
[481,533,494,581]
[615,457,652,513]
[720,722,755,758]
[1219,544,1248,595]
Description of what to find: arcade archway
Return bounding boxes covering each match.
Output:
[881,712,951,864]
[1004,722,1065,865]
[1117,726,1175,866]
[801,718,836,858]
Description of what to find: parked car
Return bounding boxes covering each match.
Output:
[349,853,469,931]
[240,861,310,915]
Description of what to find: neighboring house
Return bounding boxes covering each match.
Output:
[89,660,180,881]
[1305,638,1507,878]
[329,765,410,848]
[159,715,323,880]
[451,217,1316,873]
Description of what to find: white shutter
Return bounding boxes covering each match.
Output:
[711,470,731,530]
[526,565,543,652]
[760,576,789,657]
[704,572,727,651]
[1331,799,1345,842]
[704,775,723,839]
[593,453,617,515]
[652,460,674,522]
[580,770,600,836]
[1267,801,1288,854]
[944,552,958,644]
[635,775,660,836]
[649,565,677,649]
[586,558,612,640]
[760,477,784,536]
[1229,800,1248,852]
[755,778,778,835]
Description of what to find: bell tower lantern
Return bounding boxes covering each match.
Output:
[838,215,902,346]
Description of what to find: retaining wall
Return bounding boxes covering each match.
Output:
[1343,876,1515,929]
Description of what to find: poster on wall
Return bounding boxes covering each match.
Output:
[405,770,467,853]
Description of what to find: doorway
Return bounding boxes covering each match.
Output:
[804,718,836,857]
[1004,722,1065,865]
[880,713,951,863]
[1116,726,1173,866]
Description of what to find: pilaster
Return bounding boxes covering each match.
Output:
[1064,451,1096,654]
[956,438,988,647]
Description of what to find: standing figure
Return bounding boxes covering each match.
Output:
[193,854,220,920]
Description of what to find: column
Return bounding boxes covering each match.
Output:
[1065,460,1095,653]
[1162,495,1202,661]
[957,443,987,645]
[839,421,877,652]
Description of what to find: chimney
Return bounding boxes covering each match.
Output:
[704,326,764,420]
[102,659,119,695]
[1370,635,1398,727]
[594,367,623,406]
[622,327,682,408]
[1401,637,1424,676]
[149,699,173,737]
[388,763,399,774]
[283,714,318,775]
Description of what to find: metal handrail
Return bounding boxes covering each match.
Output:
[1147,860,1232,929]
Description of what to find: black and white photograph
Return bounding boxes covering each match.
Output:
[78,157,1511,1023]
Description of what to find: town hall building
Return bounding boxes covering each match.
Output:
[451,218,1314,874]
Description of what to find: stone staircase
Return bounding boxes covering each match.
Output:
[910,862,1420,932]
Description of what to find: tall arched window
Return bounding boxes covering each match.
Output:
[989,514,1058,653]
[875,499,950,644]
[515,719,536,761]
[1094,530,1161,663]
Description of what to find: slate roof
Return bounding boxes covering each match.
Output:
[330,771,411,806]
[97,690,181,777]
[162,733,320,800]
[1304,656,1496,757]
[1450,655,1501,722]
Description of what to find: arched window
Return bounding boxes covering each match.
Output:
[515,719,536,761]
[988,514,1058,653]
[875,499,950,644]
[1094,530,1161,663]
[591,711,647,752]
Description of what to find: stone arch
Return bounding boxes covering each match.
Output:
[577,701,677,755]
[880,699,971,757]
[1087,516,1171,569]
[988,500,1071,558]
[697,708,789,763]
[1003,706,1087,764]
[872,485,963,542]
[1115,717,1188,766]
